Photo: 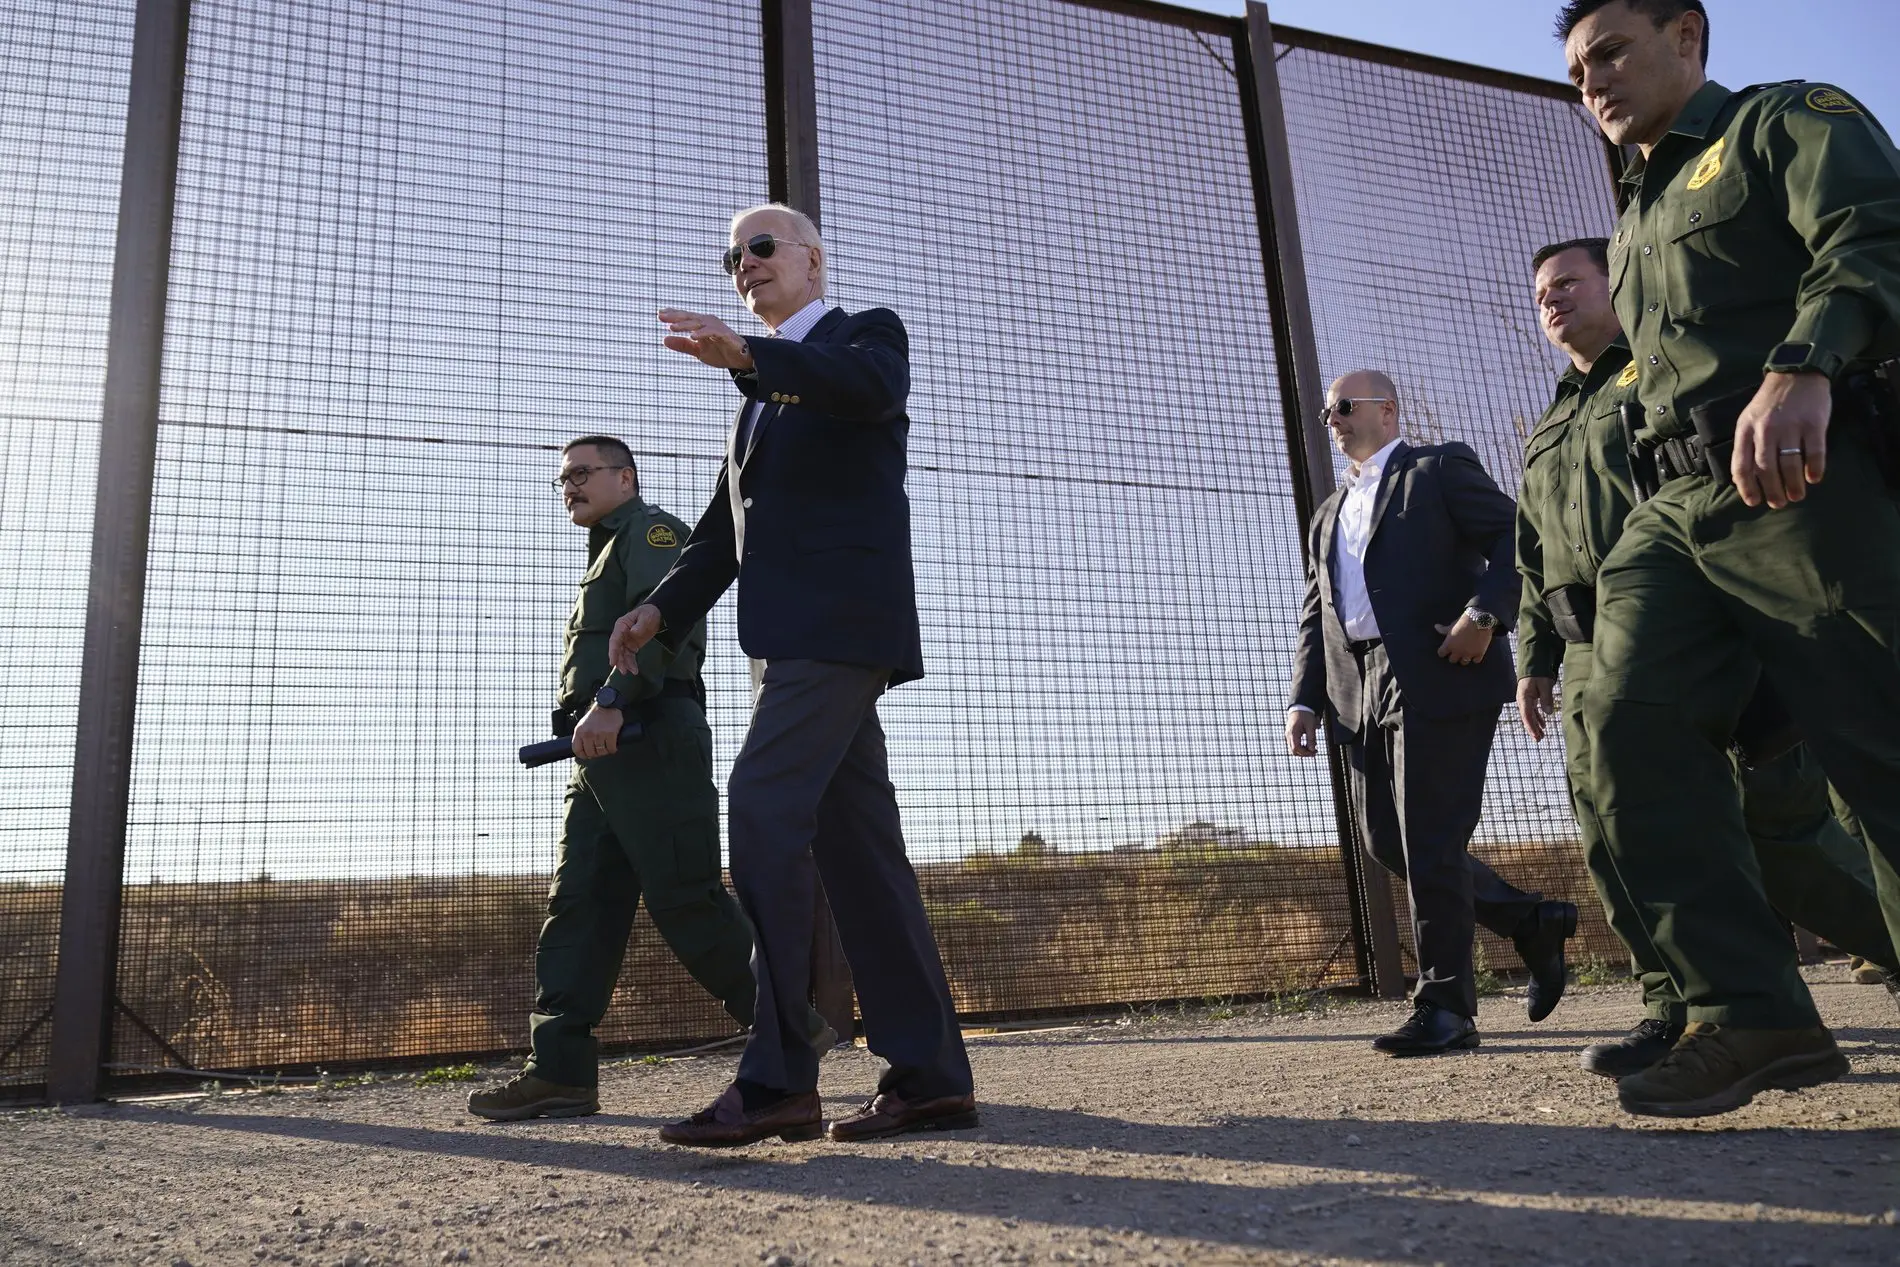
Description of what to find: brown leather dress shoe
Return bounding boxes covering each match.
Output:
[825,1092,979,1142]
[658,1084,824,1148]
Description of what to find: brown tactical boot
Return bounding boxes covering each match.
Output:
[1849,956,1887,985]
[467,1072,599,1122]
[1615,1022,1848,1118]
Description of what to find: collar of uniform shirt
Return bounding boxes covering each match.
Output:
[766,297,830,343]
[1345,435,1404,489]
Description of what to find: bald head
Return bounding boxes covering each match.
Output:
[1324,370,1401,464]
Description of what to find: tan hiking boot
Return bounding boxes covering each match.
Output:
[1616,1022,1847,1118]
[1849,957,1887,985]
[467,1072,598,1122]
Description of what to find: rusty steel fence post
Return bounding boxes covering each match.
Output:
[1234,1,1407,999]
[761,0,855,1041]
[764,0,822,220]
[46,0,194,1103]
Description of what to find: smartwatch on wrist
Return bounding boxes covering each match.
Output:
[1764,342,1840,378]
[594,684,630,712]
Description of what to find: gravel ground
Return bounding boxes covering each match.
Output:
[4,967,1897,1267]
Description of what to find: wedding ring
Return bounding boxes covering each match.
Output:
[1777,447,1804,455]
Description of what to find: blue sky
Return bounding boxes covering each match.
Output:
[1179,0,1900,134]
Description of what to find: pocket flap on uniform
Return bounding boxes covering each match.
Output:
[1665,173,1748,243]
[1524,420,1567,466]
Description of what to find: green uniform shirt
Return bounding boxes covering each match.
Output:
[560,496,704,711]
[1609,79,1900,442]
[1515,338,1641,679]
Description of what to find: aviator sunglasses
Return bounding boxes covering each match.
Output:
[1319,396,1392,424]
[721,232,815,275]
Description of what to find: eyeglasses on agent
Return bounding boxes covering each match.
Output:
[551,464,629,490]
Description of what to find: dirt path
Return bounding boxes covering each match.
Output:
[4,969,1897,1267]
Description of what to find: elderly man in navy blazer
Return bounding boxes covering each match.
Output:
[607,203,975,1147]
[1287,370,1578,1056]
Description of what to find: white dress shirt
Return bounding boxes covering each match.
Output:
[1289,435,1403,718]
[735,298,830,459]
[1333,435,1403,642]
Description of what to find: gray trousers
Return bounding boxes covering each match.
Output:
[1343,643,1540,1017]
[730,658,973,1099]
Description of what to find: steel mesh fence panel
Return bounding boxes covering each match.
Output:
[1274,39,1624,973]
[809,0,1356,1016]
[9,2,1652,1086]
[110,0,769,1076]
[0,0,136,1093]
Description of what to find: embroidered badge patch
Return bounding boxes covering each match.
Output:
[1806,87,1861,115]
[1686,137,1725,191]
[1617,363,1640,388]
[646,524,678,548]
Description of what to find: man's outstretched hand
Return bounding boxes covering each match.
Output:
[610,604,663,674]
[659,308,754,370]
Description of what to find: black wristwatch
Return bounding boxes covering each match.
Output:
[593,684,631,712]
[1765,341,1840,377]
[1464,608,1499,631]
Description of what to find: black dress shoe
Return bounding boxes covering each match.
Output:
[1513,900,1578,1022]
[1579,1017,1683,1079]
[1372,1001,1480,1056]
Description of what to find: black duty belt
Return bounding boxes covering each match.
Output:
[553,676,702,736]
[1546,583,1596,644]
[1653,433,1713,483]
[1639,364,1900,490]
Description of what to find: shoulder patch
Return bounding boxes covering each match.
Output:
[645,523,678,548]
[1686,137,1726,191]
[1805,86,1862,116]
[1616,362,1640,388]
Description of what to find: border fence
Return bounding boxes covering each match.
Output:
[1,0,1622,1101]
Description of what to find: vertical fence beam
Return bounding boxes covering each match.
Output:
[762,0,822,223]
[1235,2,1406,998]
[761,0,853,1039]
[46,0,193,1103]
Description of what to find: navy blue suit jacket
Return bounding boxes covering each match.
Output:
[645,305,925,686]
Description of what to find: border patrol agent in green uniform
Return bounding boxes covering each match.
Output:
[469,436,765,1121]
[1560,0,1900,1116]
[1515,237,1897,1080]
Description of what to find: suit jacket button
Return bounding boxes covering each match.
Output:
[769,392,782,403]
[790,395,801,404]
[742,497,754,509]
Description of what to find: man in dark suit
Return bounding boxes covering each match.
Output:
[607,203,975,1147]
[1287,370,1578,1055]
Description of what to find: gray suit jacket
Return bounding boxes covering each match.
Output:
[1290,440,1520,734]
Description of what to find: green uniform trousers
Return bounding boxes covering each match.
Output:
[1562,641,1895,1023]
[1581,438,1900,1028]
[525,695,758,1087]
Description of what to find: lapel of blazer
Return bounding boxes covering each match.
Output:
[737,305,848,468]
[727,399,751,472]
[1364,440,1413,548]
[1312,488,1344,610]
